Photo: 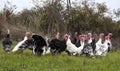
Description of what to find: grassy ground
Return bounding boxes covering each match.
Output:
[0,43,120,71]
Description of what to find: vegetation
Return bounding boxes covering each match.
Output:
[0,43,120,71]
[0,1,120,48]
[0,0,120,70]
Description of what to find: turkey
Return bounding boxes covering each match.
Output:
[55,32,60,39]
[95,33,104,54]
[65,34,78,55]
[95,35,110,56]
[71,32,80,47]
[87,33,92,44]
[44,36,51,54]
[32,34,47,55]
[2,29,12,53]
[76,35,85,56]
[12,32,31,52]
[91,34,97,51]
[65,34,85,56]
[49,32,66,55]
[82,33,94,57]
[107,33,112,52]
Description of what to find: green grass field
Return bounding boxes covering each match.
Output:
[0,43,120,71]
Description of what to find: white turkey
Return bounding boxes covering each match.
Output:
[95,35,110,56]
[95,33,104,53]
[12,32,31,52]
[76,35,85,56]
[65,34,85,56]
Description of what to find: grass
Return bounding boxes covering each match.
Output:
[0,43,120,71]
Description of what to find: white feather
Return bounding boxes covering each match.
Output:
[66,38,78,53]
[66,37,85,55]
[95,38,102,52]
[12,37,28,52]
[95,39,109,56]
[77,40,85,55]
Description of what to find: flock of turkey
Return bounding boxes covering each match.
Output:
[2,30,113,57]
